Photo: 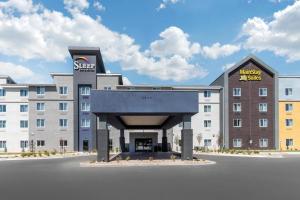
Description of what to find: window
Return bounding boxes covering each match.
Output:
[36,119,45,128]
[20,140,28,148]
[204,139,212,147]
[59,86,68,95]
[204,90,211,98]
[285,104,293,112]
[233,119,242,127]
[204,105,211,112]
[0,141,6,149]
[37,140,45,147]
[104,86,112,90]
[20,89,28,97]
[233,139,242,148]
[233,88,241,96]
[285,88,293,96]
[59,102,68,111]
[259,119,268,127]
[0,89,6,96]
[20,120,28,128]
[109,139,113,151]
[80,102,90,112]
[286,119,293,127]
[204,120,212,128]
[59,140,68,147]
[259,138,268,148]
[0,120,6,128]
[81,119,90,128]
[233,103,241,112]
[259,88,268,96]
[36,103,45,111]
[286,139,293,147]
[0,105,6,112]
[20,105,28,112]
[36,86,45,95]
[59,119,68,128]
[80,86,91,95]
[259,103,268,112]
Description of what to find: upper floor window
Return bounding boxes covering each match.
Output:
[20,89,28,97]
[233,139,242,148]
[204,105,211,113]
[0,105,6,112]
[20,120,28,128]
[286,119,293,127]
[36,103,45,111]
[233,88,241,97]
[259,119,268,128]
[80,86,91,95]
[203,90,211,98]
[36,119,45,128]
[80,102,90,112]
[104,86,112,90]
[233,103,241,112]
[59,102,68,111]
[0,89,6,97]
[36,87,45,95]
[20,105,28,112]
[0,120,6,128]
[259,138,268,148]
[59,86,68,95]
[233,119,242,127]
[285,88,293,96]
[259,103,268,112]
[204,120,212,128]
[259,88,268,97]
[59,119,68,128]
[285,104,293,112]
[81,119,90,128]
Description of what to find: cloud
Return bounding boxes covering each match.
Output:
[0,0,209,82]
[93,0,105,11]
[241,0,300,62]
[222,63,235,71]
[157,0,180,11]
[0,61,39,83]
[122,77,132,85]
[201,43,241,60]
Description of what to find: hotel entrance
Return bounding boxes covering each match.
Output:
[135,138,153,152]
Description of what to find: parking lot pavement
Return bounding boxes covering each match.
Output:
[0,155,299,200]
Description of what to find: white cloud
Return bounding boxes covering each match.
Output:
[157,0,180,11]
[122,77,132,85]
[93,0,105,11]
[241,0,300,62]
[64,0,89,14]
[0,0,208,82]
[222,63,235,71]
[0,61,38,82]
[201,43,241,60]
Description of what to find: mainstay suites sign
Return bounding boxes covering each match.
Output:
[239,69,262,81]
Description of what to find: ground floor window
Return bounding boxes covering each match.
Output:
[20,140,28,148]
[59,140,68,147]
[233,139,242,148]
[204,139,212,147]
[83,140,89,151]
[286,139,293,148]
[109,139,113,151]
[0,141,6,149]
[259,138,268,148]
[37,140,45,147]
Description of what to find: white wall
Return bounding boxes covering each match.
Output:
[0,87,29,152]
[172,89,221,151]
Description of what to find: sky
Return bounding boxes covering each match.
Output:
[0,0,300,85]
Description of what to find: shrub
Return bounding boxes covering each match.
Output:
[38,151,42,157]
[149,157,154,161]
[21,153,26,158]
[116,156,122,163]
[51,150,57,155]
[170,155,176,161]
[89,160,96,164]
[44,151,50,157]
[125,156,130,161]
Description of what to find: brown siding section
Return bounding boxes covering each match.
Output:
[228,60,275,149]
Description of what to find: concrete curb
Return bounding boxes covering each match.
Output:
[0,154,89,161]
[195,153,283,158]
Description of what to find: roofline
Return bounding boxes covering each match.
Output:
[0,75,16,84]
[50,73,73,78]
[97,73,123,85]
[278,75,300,78]
[117,85,222,90]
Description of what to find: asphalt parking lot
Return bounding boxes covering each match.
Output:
[0,154,299,200]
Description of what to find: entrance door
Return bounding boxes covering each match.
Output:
[83,140,89,152]
[135,138,153,152]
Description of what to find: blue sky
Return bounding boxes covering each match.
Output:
[0,0,299,85]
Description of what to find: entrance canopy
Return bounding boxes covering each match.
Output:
[91,90,198,129]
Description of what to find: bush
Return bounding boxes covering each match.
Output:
[38,151,42,157]
[125,156,130,161]
[170,154,176,161]
[51,150,57,155]
[149,157,154,161]
[21,153,27,158]
[44,151,50,157]
[116,156,122,163]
